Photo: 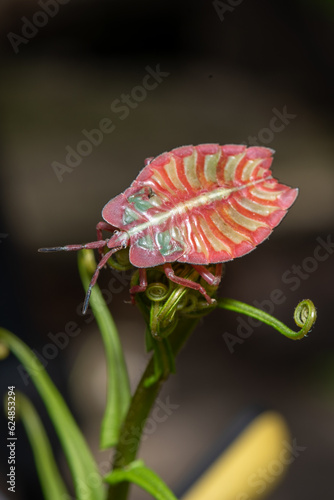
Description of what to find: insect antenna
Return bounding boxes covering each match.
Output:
[38,240,108,253]
[39,232,130,313]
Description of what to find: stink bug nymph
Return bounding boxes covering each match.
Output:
[39,144,298,313]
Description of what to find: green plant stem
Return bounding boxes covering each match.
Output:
[107,317,199,500]
[217,297,316,339]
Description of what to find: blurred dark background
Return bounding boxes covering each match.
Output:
[0,0,334,498]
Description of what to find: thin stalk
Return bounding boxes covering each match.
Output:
[107,317,199,500]
[217,298,316,339]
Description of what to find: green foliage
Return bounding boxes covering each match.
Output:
[78,250,131,449]
[16,392,70,500]
[105,460,178,500]
[0,327,104,500]
[218,297,317,339]
[0,250,317,500]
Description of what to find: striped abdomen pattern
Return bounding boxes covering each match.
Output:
[102,144,298,267]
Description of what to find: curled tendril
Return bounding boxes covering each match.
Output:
[107,248,132,271]
[217,297,317,340]
[293,299,317,338]
[176,294,199,313]
[145,283,170,302]
[133,263,221,339]
[179,294,217,317]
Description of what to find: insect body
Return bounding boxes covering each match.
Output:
[39,144,298,313]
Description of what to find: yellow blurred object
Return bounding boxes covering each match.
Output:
[181,411,291,500]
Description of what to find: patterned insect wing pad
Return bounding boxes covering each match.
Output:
[102,144,298,268]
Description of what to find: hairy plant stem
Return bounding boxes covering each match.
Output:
[107,317,199,500]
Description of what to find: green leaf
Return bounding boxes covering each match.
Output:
[78,250,131,449]
[0,328,104,500]
[105,460,178,500]
[15,392,70,500]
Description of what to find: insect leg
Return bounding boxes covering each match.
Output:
[96,221,118,240]
[129,268,148,304]
[191,263,223,287]
[163,264,216,304]
[96,221,118,259]
[83,245,124,314]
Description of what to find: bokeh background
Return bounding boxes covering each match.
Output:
[0,0,334,498]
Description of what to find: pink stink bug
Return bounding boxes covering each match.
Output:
[39,144,298,313]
